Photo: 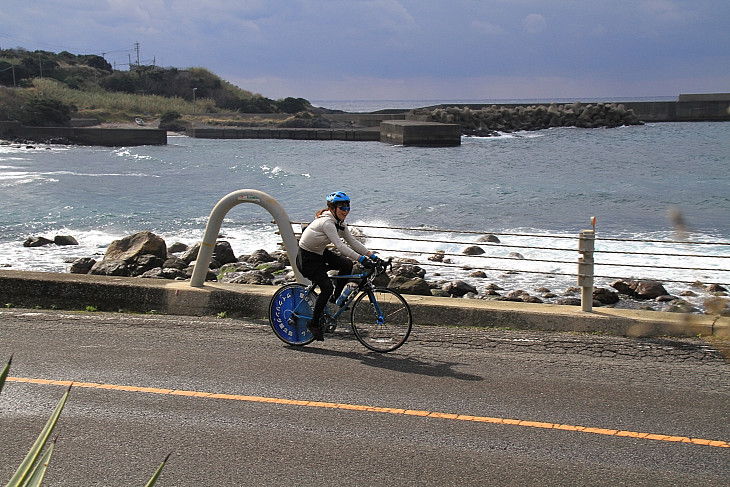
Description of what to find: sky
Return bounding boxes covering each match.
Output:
[1,0,728,102]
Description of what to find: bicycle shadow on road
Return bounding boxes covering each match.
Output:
[289,344,484,382]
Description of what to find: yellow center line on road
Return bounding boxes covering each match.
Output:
[6,376,728,449]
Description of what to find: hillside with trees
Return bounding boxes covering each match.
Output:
[0,47,312,126]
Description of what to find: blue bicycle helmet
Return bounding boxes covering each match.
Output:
[326,191,350,204]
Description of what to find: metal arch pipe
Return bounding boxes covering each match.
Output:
[189,189,307,287]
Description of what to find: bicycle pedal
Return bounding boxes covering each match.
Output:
[321,317,337,333]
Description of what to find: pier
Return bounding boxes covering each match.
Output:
[0,121,167,146]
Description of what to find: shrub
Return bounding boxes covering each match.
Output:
[19,95,75,126]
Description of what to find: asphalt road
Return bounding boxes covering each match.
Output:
[1,309,728,486]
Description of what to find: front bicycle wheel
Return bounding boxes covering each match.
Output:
[351,288,412,352]
[269,284,316,346]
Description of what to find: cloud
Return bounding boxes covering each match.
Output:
[1,0,728,100]
[522,13,547,34]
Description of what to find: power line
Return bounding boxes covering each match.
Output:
[0,33,136,60]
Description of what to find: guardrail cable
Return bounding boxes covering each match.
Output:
[284,221,729,288]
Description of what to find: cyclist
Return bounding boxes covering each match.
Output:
[297,191,379,341]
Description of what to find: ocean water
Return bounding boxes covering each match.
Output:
[1,116,728,310]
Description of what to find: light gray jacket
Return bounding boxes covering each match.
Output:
[299,211,369,261]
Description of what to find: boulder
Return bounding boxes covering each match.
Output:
[221,270,273,285]
[163,256,188,270]
[707,283,728,293]
[388,276,432,296]
[89,259,129,276]
[104,231,167,262]
[168,241,188,253]
[23,236,54,247]
[593,287,620,304]
[246,249,275,265]
[69,257,96,274]
[131,254,166,276]
[477,234,500,243]
[391,262,426,279]
[442,280,477,297]
[181,241,237,266]
[428,250,445,262]
[633,280,669,299]
[212,241,237,265]
[463,245,485,255]
[54,235,78,246]
[139,267,188,280]
[611,279,668,300]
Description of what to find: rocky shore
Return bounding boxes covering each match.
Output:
[20,230,729,317]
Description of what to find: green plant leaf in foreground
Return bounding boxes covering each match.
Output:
[144,452,172,487]
[22,439,55,487]
[0,355,11,394]
[6,386,70,487]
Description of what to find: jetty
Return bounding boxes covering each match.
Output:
[189,92,730,146]
[0,120,167,146]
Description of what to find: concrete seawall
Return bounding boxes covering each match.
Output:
[0,121,167,146]
[189,126,380,141]
[1,270,727,339]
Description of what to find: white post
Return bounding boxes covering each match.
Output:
[578,229,595,312]
[189,189,307,287]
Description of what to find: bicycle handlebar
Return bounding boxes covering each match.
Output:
[364,256,392,280]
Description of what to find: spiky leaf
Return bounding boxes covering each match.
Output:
[0,355,12,394]
[144,452,171,487]
[6,386,69,487]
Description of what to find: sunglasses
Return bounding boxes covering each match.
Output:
[337,206,350,212]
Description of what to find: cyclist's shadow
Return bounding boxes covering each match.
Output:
[289,343,484,382]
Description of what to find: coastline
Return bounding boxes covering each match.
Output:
[1,268,727,339]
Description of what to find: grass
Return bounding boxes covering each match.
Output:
[27,78,217,122]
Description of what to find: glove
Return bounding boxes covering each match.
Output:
[359,255,374,268]
[370,254,382,265]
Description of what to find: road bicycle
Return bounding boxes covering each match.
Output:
[268,257,412,352]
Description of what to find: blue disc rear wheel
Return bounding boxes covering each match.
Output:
[269,284,316,346]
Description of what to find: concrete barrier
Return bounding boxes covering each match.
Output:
[380,121,462,146]
[1,270,726,338]
[189,126,380,141]
[0,121,167,146]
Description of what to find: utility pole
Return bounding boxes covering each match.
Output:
[135,41,140,66]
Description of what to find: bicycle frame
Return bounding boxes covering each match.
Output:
[291,270,382,324]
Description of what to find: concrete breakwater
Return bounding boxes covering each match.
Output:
[408,102,642,135]
[0,121,167,146]
[189,126,381,141]
[420,93,730,123]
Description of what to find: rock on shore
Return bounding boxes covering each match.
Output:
[61,231,728,316]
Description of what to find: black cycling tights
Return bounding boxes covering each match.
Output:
[296,247,353,325]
